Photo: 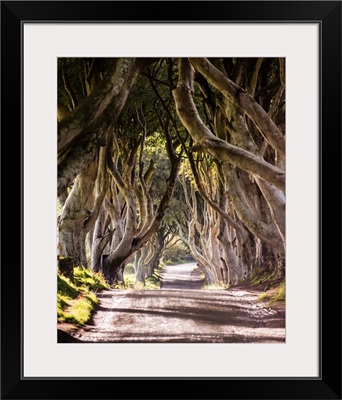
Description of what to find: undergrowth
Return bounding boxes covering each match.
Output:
[144,275,161,290]
[258,281,285,306]
[120,265,162,290]
[203,282,229,290]
[57,266,109,325]
[249,269,278,285]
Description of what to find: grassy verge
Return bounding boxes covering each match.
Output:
[144,274,161,289]
[249,269,279,286]
[57,266,109,325]
[202,282,229,290]
[122,264,162,290]
[258,281,285,307]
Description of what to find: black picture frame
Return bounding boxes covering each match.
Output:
[1,1,341,399]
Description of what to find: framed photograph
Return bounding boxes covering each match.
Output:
[1,1,341,399]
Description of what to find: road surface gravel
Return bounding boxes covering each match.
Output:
[61,262,285,343]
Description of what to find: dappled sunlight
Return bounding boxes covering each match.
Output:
[61,264,285,344]
[57,57,286,344]
[74,287,285,343]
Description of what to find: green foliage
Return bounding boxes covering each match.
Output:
[133,282,144,290]
[58,294,96,325]
[124,263,135,274]
[57,293,71,310]
[143,132,170,198]
[121,272,136,288]
[162,241,191,265]
[121,264,162,290]
[258,282,285,305]
[58,57,108,112]
[133,276,161,290]
[249,269,277,285]
[57,266,109,325]
[73,266,108,290]
[57,274,79,298]
[258,292,269,302]
[57,57,285,296]
[152,265,162,280]
[203,282,229,290]
[144,276,161,290]
[271,282,285,302]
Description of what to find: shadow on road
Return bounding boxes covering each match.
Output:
[58,263,285,344]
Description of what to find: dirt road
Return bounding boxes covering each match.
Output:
[160,262,205,289]
[60,263,285,343]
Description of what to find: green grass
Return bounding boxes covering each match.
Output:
[270,282,285,302]
[122,272,136,287]
[57,274,79,298]
[124,263,135,274]
[57,266,109,325]
[203,282,229,290]
[119,273,161,290]
[144,276,161,289]
[165,258,187,266]
[58,294,97,325]
[258,282,285,305]
[144,266,162,289]
[73,266,108,290]
[250,270,276,285]
[258,292,270,302]
[122,265,162,290]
